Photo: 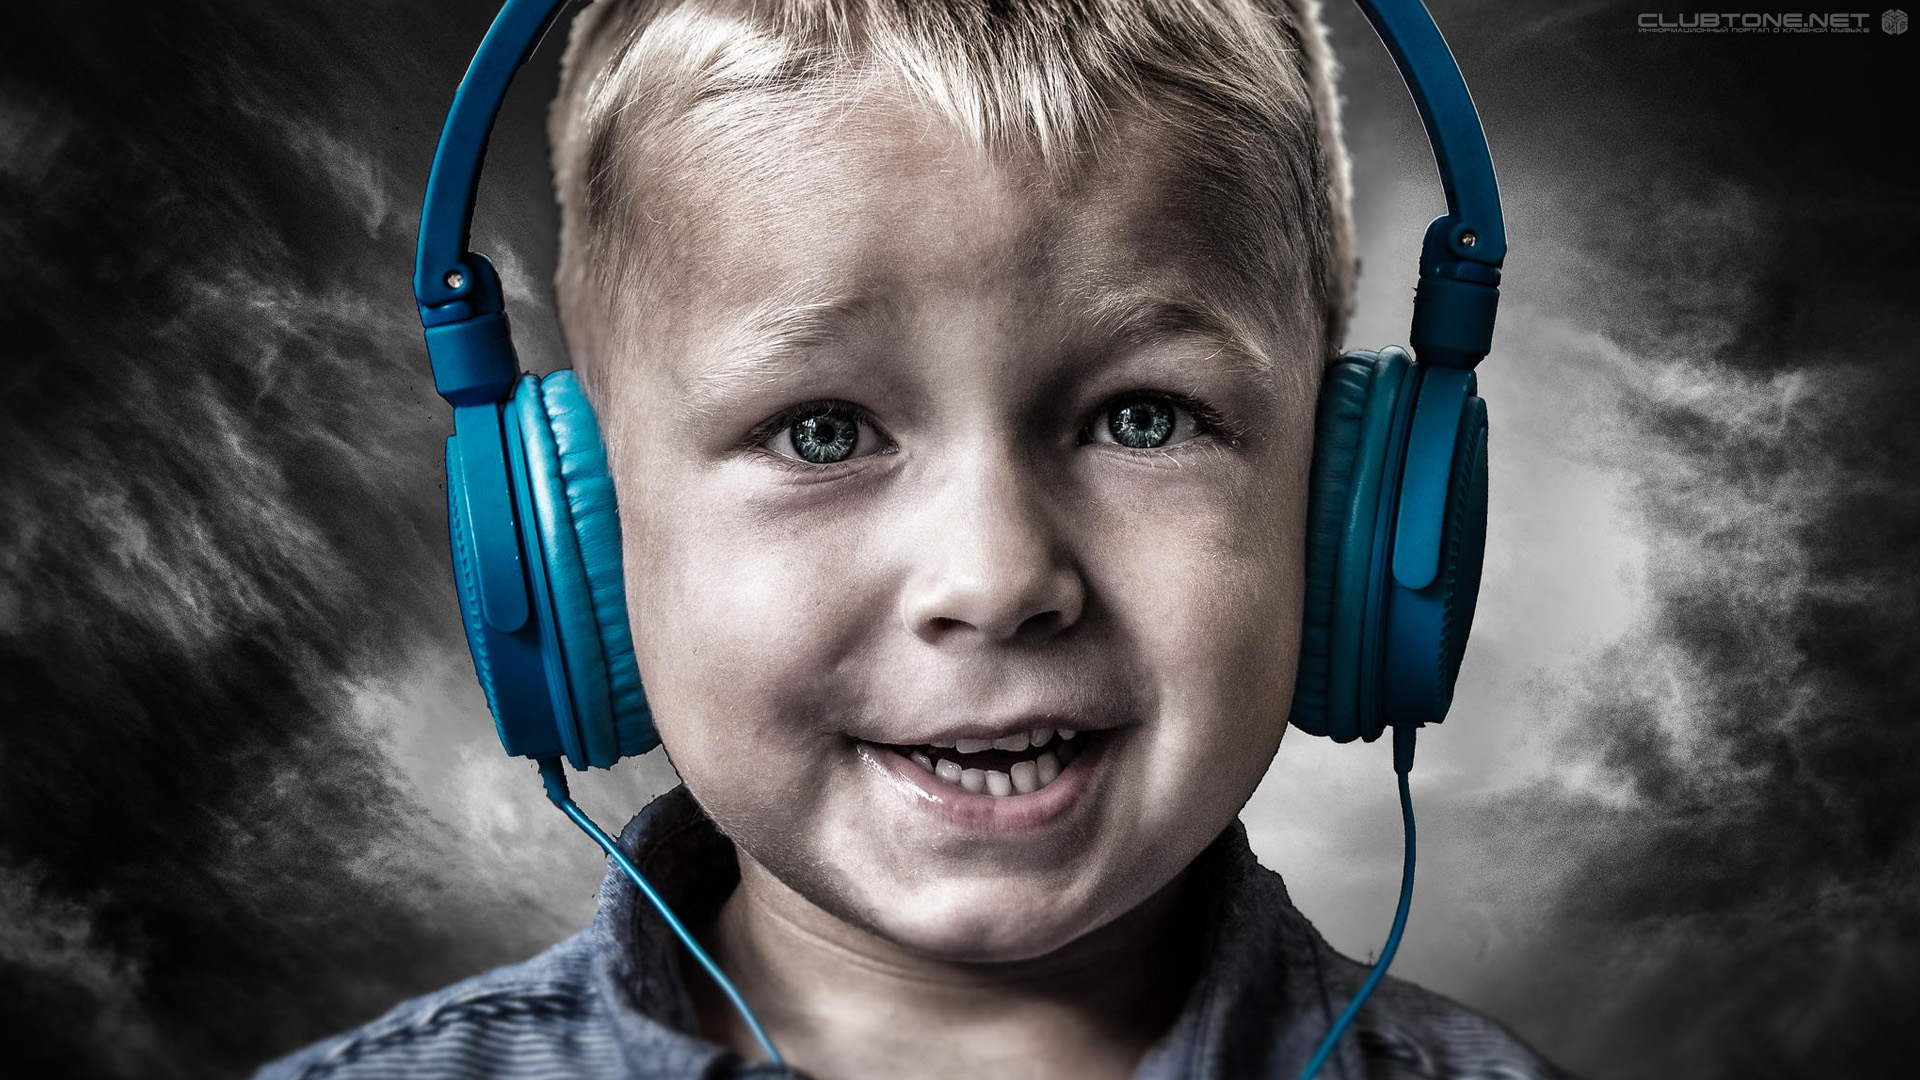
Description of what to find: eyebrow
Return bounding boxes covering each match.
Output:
[678,292,896,422]
[1074,287,1277,380]
[677,286,1274,420]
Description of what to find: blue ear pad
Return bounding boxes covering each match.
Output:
[512,372,658,768]
[535,373,657,759]
[1291,349,1412,742]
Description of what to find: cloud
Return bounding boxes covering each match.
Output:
[0,2,590,1074]
[1254,69,1920,1072]
[3,2,1914,1078]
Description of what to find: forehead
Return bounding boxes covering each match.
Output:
[616,97,1313,395]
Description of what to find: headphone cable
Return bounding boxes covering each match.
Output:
[1296,725,1418,1080]
[538,726,1415,1080]
[536,758,786,1068]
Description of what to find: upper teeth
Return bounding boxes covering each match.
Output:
[886,728,1088,797]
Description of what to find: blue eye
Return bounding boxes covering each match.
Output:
[1087,395,1203,450]
[765,404,881,464]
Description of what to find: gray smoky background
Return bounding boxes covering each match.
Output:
[0,1,1913,1076]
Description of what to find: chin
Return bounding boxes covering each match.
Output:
[852,876,1113,964]
[881,914,1089,965]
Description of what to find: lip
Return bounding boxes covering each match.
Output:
[857,728,1116,834]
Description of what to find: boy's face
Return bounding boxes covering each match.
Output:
[600,103,1318,962]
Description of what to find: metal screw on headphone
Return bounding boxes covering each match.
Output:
[444,269,465,290]
[1459,230,1477,248]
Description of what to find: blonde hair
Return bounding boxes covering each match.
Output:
[549,0,1355,392]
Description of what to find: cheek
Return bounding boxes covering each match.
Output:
[1097,448,1309,798]
[610,438,882,813]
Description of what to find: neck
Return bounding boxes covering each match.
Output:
[688,857,1202,1080]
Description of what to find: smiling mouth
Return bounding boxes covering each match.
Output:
[871,727,1094,797]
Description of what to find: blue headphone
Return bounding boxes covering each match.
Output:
[414,0,1502,1072]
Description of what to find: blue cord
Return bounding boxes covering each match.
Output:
[536,759,786,1068]
[1295,727,1419,1080]
[536,727,1414,1079]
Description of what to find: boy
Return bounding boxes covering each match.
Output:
[262,1,1563,1077]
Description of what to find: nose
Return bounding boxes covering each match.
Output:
[897,449,1086,646]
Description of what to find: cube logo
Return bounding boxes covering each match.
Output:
[1887,9,1911,33]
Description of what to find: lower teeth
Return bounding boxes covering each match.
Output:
[893,738,1083,797]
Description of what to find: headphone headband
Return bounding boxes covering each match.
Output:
[1352,0,1506,369]
[414,10,1503,1064]
[413,0,569,331]
[1352,0,1506,265]
[411,0,1505,386]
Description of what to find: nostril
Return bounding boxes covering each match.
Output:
[923,609,1065,642]
[901,558,1087,644]
[1019,610,1064,634]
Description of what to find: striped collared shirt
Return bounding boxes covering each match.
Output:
[256,786,1567,1080]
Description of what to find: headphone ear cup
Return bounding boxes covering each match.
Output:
[513,371,657,767]
[1380,373,1488,727]
[1292,349,1412,742]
